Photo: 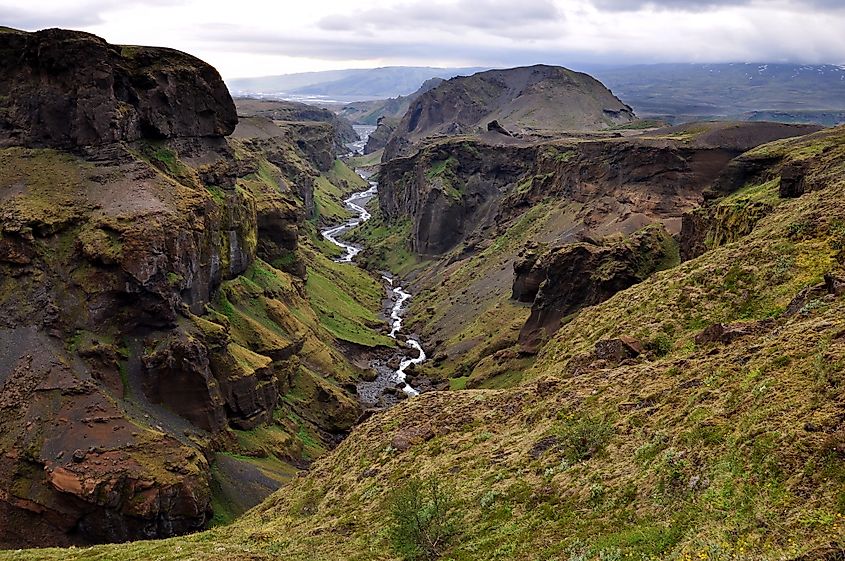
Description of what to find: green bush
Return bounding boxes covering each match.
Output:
[389,475,459,560]
[558,414,614,464]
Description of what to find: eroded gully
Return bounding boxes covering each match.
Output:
[320,158,425,401]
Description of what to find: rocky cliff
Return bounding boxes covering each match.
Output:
[0,29,373,548]
[383,65,635,160]
[515,224,678,347]
[378,122,816,258]
[0,28,236,148]
[234,98,358,154]
[363,116,397,154]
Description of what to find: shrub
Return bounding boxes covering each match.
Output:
[646,333,674,357]
[389,475,459,561]
[557,414,614,464]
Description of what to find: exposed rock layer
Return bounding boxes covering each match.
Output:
[0,28,236,148]
[516,224,678,347]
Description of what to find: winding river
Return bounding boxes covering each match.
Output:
[320,147,424,398]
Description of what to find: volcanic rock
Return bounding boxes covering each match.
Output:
[0,28,236,149]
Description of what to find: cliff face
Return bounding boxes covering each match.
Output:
[383,65,635,160]
[0,28,237,148]
[234,98,358,154]
[515,224,678,347]
[0,29,364,548]
[363,116,396,154]
[378,122,819,259]
[378,140,538,255]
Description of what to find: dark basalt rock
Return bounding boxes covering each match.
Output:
[779,161,808,198]
[694,320,774,346]
[511,244,545,302]
[517,224,678,348]
[364,116,397,154]
[594,336,644,364]
[487,120,514,137]
[0,27,236,149]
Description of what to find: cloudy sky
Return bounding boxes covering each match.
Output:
[1,0,843,79]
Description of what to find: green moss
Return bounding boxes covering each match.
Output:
[343,203,423,276]
[304,249,395,348]
[133,140,193,179]
[425,156,463,201]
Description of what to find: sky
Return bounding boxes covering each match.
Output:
[1,0,844,79]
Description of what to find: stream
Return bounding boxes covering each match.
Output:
[320,131,425,399]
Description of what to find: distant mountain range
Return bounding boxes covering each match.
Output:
[589,63,845,124]
[230,63,845,126]
[227,66,486,101]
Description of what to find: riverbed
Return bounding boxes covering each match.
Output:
[320,140,426,403]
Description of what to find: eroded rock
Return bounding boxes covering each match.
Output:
[517,225,678,347]
[0,28,236,148]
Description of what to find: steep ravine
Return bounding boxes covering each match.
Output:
[319,171,426,401]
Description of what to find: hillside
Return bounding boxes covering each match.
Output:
[0,28,397,548]
[9,120,845,561]
[383,65,635,160]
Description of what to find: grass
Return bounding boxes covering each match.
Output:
[425,156,463,200]
[312,159,370,224]
[5,120,845,561]
[343,202,424,276]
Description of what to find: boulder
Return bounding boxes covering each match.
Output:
[694,320,773,346]
[594,336,644,364]
[487,120,514,137]
[391,424,435,452]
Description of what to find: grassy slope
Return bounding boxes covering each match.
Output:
[7,131,845,560]
[342,200,425,277]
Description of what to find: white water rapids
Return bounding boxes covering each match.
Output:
[319,152,424,397]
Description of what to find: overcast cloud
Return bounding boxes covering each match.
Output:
[0,0,842,79]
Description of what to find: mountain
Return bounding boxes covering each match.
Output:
[383,64,636,160]
[591,63,845,124]
[227,66,485,100]
[0,27,395,548]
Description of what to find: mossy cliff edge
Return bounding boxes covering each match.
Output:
[0,28,387,548]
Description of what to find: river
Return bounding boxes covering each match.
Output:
[321,130,424,399]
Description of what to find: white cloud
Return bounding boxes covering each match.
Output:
[0,0,843,78]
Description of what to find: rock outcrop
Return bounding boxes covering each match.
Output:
[515,225,678,347]
[0,28,361,548]
[234,98,358,153]
[383,65,635,160]
[364,116,397,154]
[0,27,236,148]
[679,123,823,261]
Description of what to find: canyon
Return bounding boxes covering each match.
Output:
[1,26,845,561]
